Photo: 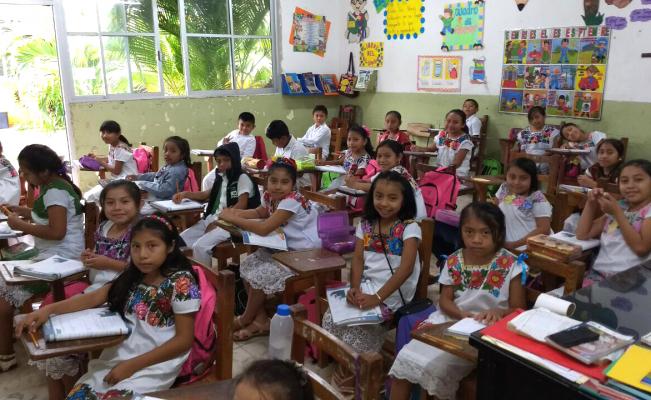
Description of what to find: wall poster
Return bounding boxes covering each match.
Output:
[384,0,426,40]
[417,55,462,92]
[439,1,485,51]
[499,26,611,120]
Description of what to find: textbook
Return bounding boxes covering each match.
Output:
[558,184,590,193]
[546,322,635,365]
[326,280,383,327]
[12,255,85,281]
[42,307,130,342]
[0,242,38,261]
[242,228,288,251]
[550,231,600,251]
[338,185,366,197]
[150,199,205,213]
[445,317,486,339]
[606,345,651,393]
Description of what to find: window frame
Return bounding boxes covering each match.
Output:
[54,0,279,102]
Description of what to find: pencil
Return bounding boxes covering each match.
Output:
[29,332,40,349]
[176,181,180,194]
[2,263,12,278]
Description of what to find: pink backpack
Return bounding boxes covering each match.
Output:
[418,169,460,217]
[183,168,199,192]
[132,147,152,174]
[176,266,217,385]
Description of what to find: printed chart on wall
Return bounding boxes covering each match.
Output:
[417,56,462,92]
[439,1,485,51]
[500,26,611,120]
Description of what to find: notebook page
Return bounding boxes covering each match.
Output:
[447,317,487,336]
[507,308,581,342]
[150,199,204,212]
[44,307,129,342]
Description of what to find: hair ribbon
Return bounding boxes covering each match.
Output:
[517,252,529,286]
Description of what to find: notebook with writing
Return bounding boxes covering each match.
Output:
[43,307,130,342]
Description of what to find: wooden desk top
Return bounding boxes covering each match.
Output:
[272,249,346,274]
[15,314,126,361]
[215,220,243,238]
[404,151,438,157]
[411,321,478,363]
[148,380,234,399]
[468,175,505,186]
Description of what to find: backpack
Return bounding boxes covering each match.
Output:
[418,169,459,217]
[133,147,152,174]
[481,158,503,196]
[183,168,200,192]
[175,265,217,385]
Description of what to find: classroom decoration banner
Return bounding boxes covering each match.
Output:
[499,26,611,120]
[290,8,330,57]
[417,55,462,92]
[439,1,485,51]
[384,0,426,40]
[360,42,384,68]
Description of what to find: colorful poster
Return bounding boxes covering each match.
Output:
[346,0,370,43]
[289,8,331,57]
[360,42,384,68]
[384,0,425,40]
[439,2,485,51]
[499,26,611,120]
[417,55,462,92]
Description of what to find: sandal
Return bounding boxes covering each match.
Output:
[233,316,245,331]
[0,354,16,373]
[233,320,270,342]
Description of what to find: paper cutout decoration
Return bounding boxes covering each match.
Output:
[605,16,627,30]
[583,0,604,26]
[631,8,651,22]
[289,8,331,57]
[384,0,425,40]
[347,0,370,43]
[500,26,611,120]
[605,0,632,8]
[417,56,462,92]
[360,42,384,68]
[515,0,528,11]
[439,2,485,51]
[374,0,388,13]
[469,57,486,84]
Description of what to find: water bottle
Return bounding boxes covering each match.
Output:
[268,304,293,360]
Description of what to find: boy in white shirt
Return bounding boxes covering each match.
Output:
[266,120,312,189]
[217,111,257,159]
[463,98,482,136]
[298,105,331,159]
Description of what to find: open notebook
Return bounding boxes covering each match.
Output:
[150,199,205,213]
[43,307,130,342]
[12,255,85,281]
[242,228,288,251]
[326,280,383,327]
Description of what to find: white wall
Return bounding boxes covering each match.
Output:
[339,0,651,102]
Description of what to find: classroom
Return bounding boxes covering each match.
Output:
[0,0,650,399]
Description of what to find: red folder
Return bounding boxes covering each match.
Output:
[480,310,608,382]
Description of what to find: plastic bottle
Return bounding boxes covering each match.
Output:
[268,304,293,360]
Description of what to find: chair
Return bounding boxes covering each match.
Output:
[290,304,384,400]
[83,201,100,250]
[329,126,347,155]
[252,136,268,162]
[469,115,489,177]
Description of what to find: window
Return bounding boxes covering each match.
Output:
[59,0,276,99]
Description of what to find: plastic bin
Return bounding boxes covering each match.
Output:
[317,211,355,254]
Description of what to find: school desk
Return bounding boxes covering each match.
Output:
[411,321,478,362]
[469,264,651,400]
[272,249,346,325]
[146,380,234,400]
[14,314,126,361]
[0,262,87,302]
[191,149,215,172]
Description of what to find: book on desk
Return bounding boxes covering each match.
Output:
[149,199,205,213]
[42,307,130,342]
[12,255,85,281]
[242,228,288,251]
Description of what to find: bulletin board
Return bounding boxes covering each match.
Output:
[417,55,462,92]
[499,26,611,120]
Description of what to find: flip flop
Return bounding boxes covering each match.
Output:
[233,320,270,342]
[233,316,245,331]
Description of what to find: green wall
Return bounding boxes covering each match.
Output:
[70,93,650,190]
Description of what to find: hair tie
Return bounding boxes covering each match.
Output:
[275,157,297,170]
[517,253,529,286]
[145,214,174,232]
[290,361,309,387]
[56,165,67,176]
[361,125,371,137]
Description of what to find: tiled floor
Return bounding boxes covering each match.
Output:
[0,256,440,398]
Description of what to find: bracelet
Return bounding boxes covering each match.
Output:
[375,292,382,302]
